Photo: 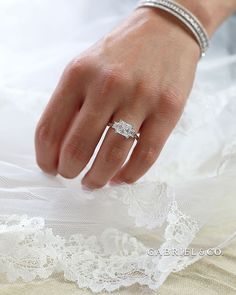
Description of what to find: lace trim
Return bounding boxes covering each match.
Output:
[175,83,236,134]
[0,200,199,293]
[108,182,173,229]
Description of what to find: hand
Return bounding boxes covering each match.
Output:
[35,7,200,189]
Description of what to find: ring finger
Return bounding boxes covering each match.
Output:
[81,109,145,189]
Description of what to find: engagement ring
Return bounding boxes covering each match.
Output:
[108,120,139,140]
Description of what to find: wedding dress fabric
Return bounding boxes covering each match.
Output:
[0,0,235,293]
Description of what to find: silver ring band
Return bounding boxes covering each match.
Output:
[108,120,139,140]
[137,0,209,58]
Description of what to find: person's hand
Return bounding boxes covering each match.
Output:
[35,7,200,189]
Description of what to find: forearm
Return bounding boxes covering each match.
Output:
[178,0,236,36]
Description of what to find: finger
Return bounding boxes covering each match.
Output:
[35,59,88,174]
[81,110,144,189]
[58,99,114,179]
[110,112,180,184]
[57,69,132,179]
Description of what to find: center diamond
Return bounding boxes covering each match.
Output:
[112,120,136,139]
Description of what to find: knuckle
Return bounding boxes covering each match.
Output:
[35,120,58,173]
[131,81,159,111]
[62,140,89,163]
[35,120,54,147]
[66,57,90,77]
[139,144,158,166]
[153,87,184,124]
[100,68,128,95]
[104,143,126,165]
[135,80,151,97]
[160,87,184,115]
[131,81,152,105]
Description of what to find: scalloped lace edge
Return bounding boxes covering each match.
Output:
[0,198,200,293]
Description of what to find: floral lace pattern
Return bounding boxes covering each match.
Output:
[108,182,173,229]
[0,197,199,293]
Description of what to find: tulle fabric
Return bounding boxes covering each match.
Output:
[0,0,235,292]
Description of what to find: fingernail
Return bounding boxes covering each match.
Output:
[109,180,125,186]
[45,171,58,177]
[81,184,93,191]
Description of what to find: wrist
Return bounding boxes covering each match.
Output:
[135,1,210,58]
[132,7,201,60]
[177,0,236,36]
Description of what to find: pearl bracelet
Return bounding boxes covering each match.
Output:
[137,0,209,58]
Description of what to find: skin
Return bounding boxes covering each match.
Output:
[35,0,236,190]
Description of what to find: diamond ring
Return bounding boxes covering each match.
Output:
[108,119,139,140]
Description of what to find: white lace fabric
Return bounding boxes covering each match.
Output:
[0,197,200,293]
[0,170,235,292]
